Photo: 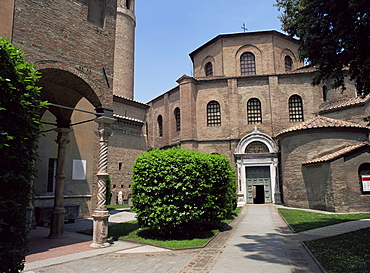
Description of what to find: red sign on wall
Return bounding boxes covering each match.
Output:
[361,175,370,192]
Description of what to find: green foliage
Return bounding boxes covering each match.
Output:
[276,0,370,95]
[132,148,237,232]
[106,204,130,210]
[0,37,46,272]
[278,208,370,232]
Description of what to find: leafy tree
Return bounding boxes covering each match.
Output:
[0,38,46,272]
[132,148,237,233]
[276,0,370,95]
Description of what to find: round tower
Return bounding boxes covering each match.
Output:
[113,0,136,99]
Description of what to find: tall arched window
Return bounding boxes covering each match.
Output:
[174,107,180,132]
[205,62,213,76]
[207,101,221,126]
[359,163,370,194]
[240,52,256,75]
[157,115,163,137]
[289,95,304,122]
[284,56,293,71]
[247,98,262,124]
[323,85,328,102]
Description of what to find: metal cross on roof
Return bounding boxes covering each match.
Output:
[241,22,248,32]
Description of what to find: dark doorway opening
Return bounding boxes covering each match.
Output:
[254,185,265,204]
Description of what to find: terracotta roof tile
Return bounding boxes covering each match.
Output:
[320,95,370,113]
[277,116,368,136]
[113,113,144,124]
[302,142,370,164]
[113,94,149,106]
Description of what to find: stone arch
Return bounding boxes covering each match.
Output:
[35,61,106,106]
[234,128,280,205]
[34,61,108,123]
[235,127,278,154]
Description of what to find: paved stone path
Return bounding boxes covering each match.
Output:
[23,205,370,273]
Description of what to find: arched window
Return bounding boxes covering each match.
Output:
[359,163,370,194]
[174,107,180,132]
[207,101,221,127]
[240,52,256,75]
[205,62,213,76]
[247,98,262,124]
[126,0,132,10]
[289,95,304,122]
[157,115,163,137]
[284,56,293,71]
[323,85,328,102]
[245,141,269,153]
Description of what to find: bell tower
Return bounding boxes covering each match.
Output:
[113,0,136,99]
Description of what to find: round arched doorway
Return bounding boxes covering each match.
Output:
[234,128,281,205]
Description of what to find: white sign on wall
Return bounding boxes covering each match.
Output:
[73,159,86,180]
[361,175,370,192]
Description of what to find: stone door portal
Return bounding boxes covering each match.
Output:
[246,166,272,204]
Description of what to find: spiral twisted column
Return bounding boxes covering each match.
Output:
[91,116,115,248]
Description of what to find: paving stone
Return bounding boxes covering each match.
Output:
[24,206,370,273]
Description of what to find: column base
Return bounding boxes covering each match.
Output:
[90,242,111,248]
[90,210,110,248]
[48,206,66,239]
[274,192,282,204]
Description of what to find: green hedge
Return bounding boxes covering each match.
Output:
[0,38,46,272]
[132,148,237,232]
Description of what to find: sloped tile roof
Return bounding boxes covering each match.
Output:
[320,95,370,113]
[113,94,149,107]
[302,142,370,165]
[277,116,368,136]
[113,113,145,124]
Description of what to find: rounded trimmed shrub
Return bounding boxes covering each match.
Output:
[132,148,237,232]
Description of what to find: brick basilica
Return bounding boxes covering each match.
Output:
[1,0,369,229]
[146,31,370,212]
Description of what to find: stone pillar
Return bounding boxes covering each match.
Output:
[274,162,282,204]
[48,128,72,239]
[90,116,115,248]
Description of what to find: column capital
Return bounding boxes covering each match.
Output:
[95,116,116,125]
[54,127,73,135]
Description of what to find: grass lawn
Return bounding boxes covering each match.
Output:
[278,208,370,232]
[106,205,131,210]
[278,208,370,273]
[82,207,242,249]
[108,221,220,248]
[305,228,370,273]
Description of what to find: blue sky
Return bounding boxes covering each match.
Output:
[134,0,284,103]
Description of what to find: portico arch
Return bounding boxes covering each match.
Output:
[34,65,114,240]
[235,128,281,205]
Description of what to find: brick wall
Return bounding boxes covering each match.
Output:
[12,0,119,216]
[13,0,116,108]
[279,128,369,210]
